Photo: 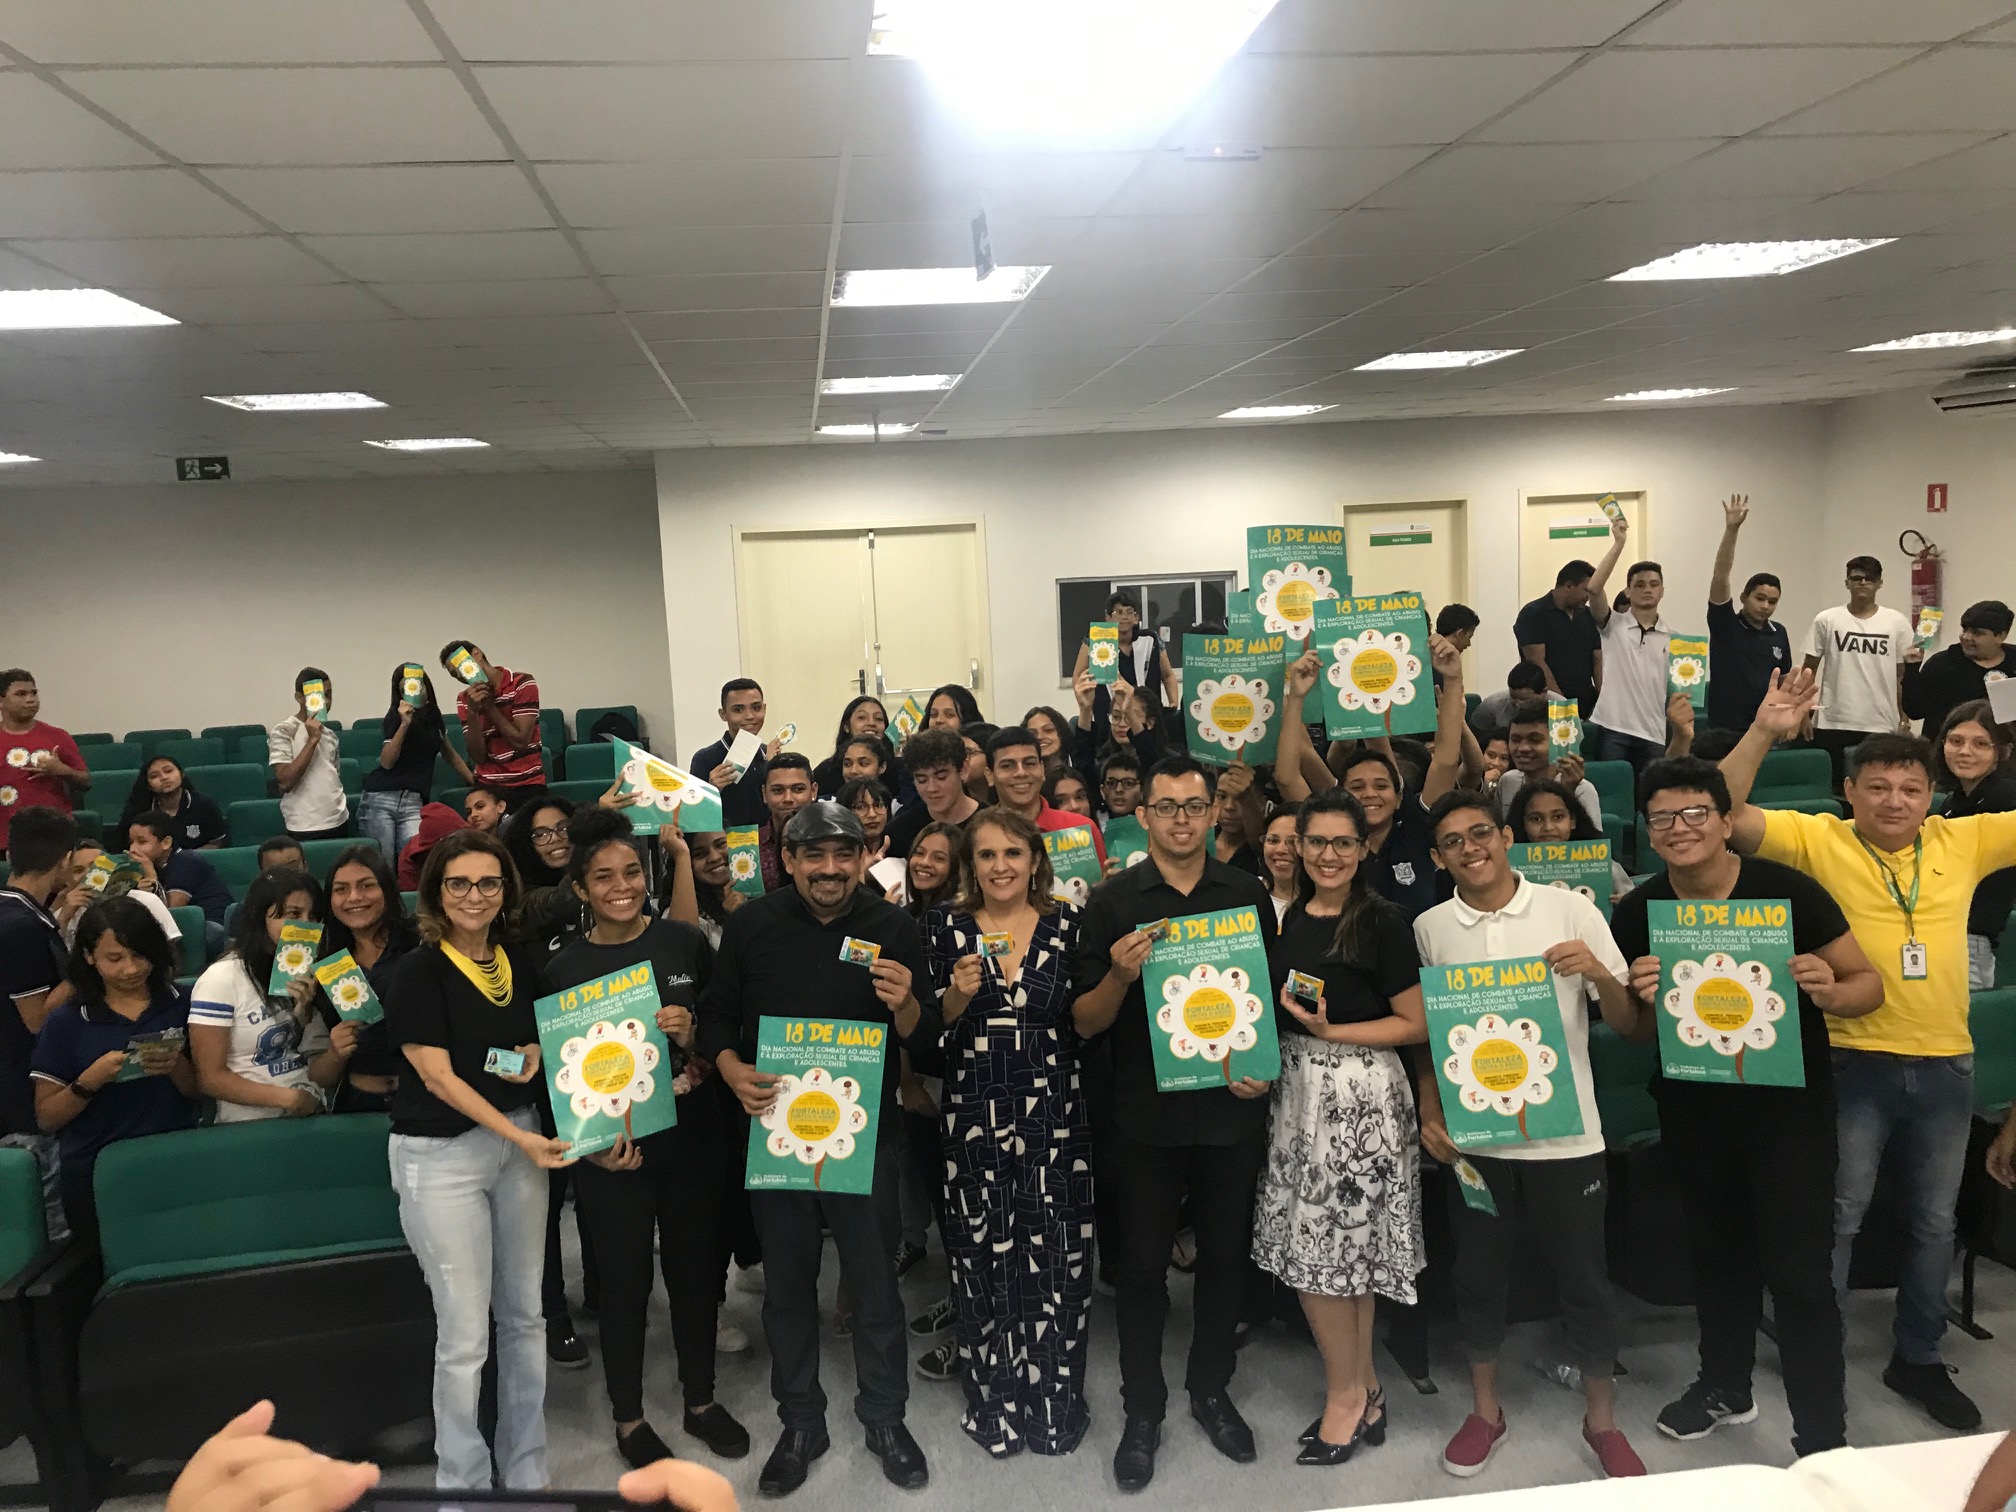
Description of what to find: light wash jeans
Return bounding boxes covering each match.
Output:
[1830,1049,1976,1364]
[390,1104,549,1489]
[0,1131,66,1242]
[357,788,425,867]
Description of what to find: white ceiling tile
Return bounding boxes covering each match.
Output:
[1842,133,2016,194]
[476,62,848,160]
[1627,0,2016,44]
[0,246,84,288]
[0,168,261,236]
[0,72,158,169]
[303,230,582,282]
[430,0,862,61]
[1249,0,1658,52]
[203,165,551,234]
[374,278,611,317]
[604,272,823,312]
[1365,140,1712,208]
[844,152,1149,223]
[1612,132,1993,199]
[848,58,1166,157]
[99,282,398,323]
[1073,212,1337,262]
[0,0,437,63]
[1766,47,2016,132]
[631,308,823,341]
[538,158,839,229]
[1102,146,1437,217]
[576,224,829,277]
[15,234,338,286]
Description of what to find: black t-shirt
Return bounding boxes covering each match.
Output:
[1609,856,1850,1113]
[1941,774,2016,939]
[1512,593,1601,708]
[884,799,975,862]
[548,919,712,1128]
[0,886,66,1136]
[690,735,769,829]
[1267,895,1420,1035]
[362,708,445,798]
[1706,598,1792,732]
[384,942,547,1137]
[316,936,413,1080]
[1362,794,1447,923]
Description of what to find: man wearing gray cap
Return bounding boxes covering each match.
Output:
[697,801,942,1498]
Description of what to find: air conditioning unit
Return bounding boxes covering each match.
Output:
[1930,364,2016,413]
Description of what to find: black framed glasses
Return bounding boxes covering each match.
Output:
[1148,798,1214,819]
[1434,822,1501,855]
[1300,835,1363,857]
[529,825,566,843]
[442,875,506,898]
[1646,805,1715,831]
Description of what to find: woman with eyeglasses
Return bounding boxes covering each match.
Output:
[504,797,578,948]
[384,828,573,1491]
[1252,787,1427,1466]
[838,776,892,856]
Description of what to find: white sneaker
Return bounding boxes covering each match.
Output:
[738,1264,766,1295]
[717,1321,752,1355]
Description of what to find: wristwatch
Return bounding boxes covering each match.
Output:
[68,1079,96,1100]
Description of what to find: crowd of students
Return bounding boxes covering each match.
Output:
[4,509,2016,1500]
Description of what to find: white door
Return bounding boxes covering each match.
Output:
[1520,490,1649,606]
[867,525,993,718]
[1342,499,1470,673]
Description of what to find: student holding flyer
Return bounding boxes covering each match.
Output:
[1608,757,1880,1458]
[1411,790,1642,1481]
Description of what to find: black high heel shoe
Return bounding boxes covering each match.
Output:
[1359,1387,1387,1447]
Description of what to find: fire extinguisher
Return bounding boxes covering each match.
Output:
[1900,528,1942,613]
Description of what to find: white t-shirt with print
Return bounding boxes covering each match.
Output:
[188,956,330,1121]
[1806,605,1911,733]
[268,716,349,833]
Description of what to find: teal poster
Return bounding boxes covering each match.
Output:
[611,736,723,835]
[1246,524,1349,642]
[1509,839,1615,919]
[1181,632,1283,767]
[1141,907,1281,1092]
[1103,813,1149,868]
[1649,898,1803,1087]
[746,1016,887,1193]
[1313,592,1436,739]
[535,963,678,1157]
[1421,956,1585,1148]
[1043,823,1103,906]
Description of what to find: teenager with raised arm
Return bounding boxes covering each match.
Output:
[1704,494,1791,735]
[1585,517,1672,774]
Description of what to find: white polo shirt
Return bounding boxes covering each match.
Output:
[1412,874,1626,1162]
[1590,610,1671,744]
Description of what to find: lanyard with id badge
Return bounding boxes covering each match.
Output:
[1858,833,1928,981]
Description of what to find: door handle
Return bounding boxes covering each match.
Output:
[874,665,886,695]
[856,668,866,695]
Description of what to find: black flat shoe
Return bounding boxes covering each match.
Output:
[684,1403,751,1459]
[1190,1390,1256,1464]
[864,1423,929,1490]
[757,1426,829,1498]
[1114,1416,1160,1492]
[616,1421,674,1470]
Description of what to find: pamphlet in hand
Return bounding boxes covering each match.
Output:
[1103,814,1149,868]
[1420,956,1585,1149]
[399,663,427,709]
[891,694,926,748]
[447,647,488,686]
[267,921,324,998]
[1246,524,1349,641]
[534,963,679,1156]
[746,1016,886,1193]
[1597,493,1627,526]
[725,826,766,897]
[1914,606,1944,650]
[609,737,723,835]
[1311,592,1436,739]
[1140,906,1281,1092]
[1668,633,1710,710]
[81,851,145,898]
[301,678,330,719]
[312,949,383,1025]
[724,728,764,778]
[1043,823,1103,906]
[1648,897,1803,1087]
[1181,631,1283,767]
[1547,698,1583,762]
[1509,839,1616,919]
[1087,622,1121,686]
[115,1028,185,1083]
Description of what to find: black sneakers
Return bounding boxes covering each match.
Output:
[1883,1354,1982,1431]
[894,1239,927,1278]
[915,1342,958,1381]
[1656,1382,1758,1440]
[546,1316,590,1370]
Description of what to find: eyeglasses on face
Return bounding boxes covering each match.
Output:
[529,825,566,844]
[1434,822,1501,855]
[1646,805,1715,831]
[1299,834,1363,857]
[1147,798,1214,819]
[442,875,506,898]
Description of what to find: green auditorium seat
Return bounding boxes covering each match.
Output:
[207,847,263,900]
[86,741,142,772]
[437,786,469,814]
[565,742,615,782]
[153,738,223,769]
[1588,1022,1659,1145]
[1997,917,2016,993]
[1971,990,2016,1113]
[339,758,362,796]
[1583,760,1634,827]
[185,764,268,809]
[120,729,190,761]
[226,800,285,848]
[1,1146,75,1512]
[1758,796,1844,818]
[337,726,385,761]
[69,811,101,848]
[300,839,353,877]
[540,708,569,753]
[575,705,641,743]
[200,724,266,748]
[235,734,274,767]
[71,733,113,746]
[1602,812,1629,873]
[550,779,613,805]
[168,906,209,977]
[1753,747,1832,802]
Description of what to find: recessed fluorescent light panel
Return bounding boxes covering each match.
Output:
[1852,328,2016,353]
[1218,404,1334,420]
[820,374,961,396]
[1605,388,1736,403]
[0,451,40,464]
[364,437,489,452]
[1354,350,1522,372]
[817,422,919,439]
[832,267,1049,308]
[869,0,1280,143]
[0,289,177,330]
[1609,240,1893,282]
[205,392,387,412]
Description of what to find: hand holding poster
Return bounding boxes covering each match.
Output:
[267,921,324,997]
[1043,823,1103,906]
[609,736,723,835]
[1547,698,1583,762]
[1421,956,1585,1148]
[1182,633,1282,767]
[535,964,678,1156]
[1648,898,1802,1086]
[1668,634,1710,710]
[746,1017,887,1193]
[1312,593,1436,739]
[1087,622,1121,686]
[725,826,765,897]
[1915,606,1944,650]
[312,949,383,1024]
[1141,907,1281,1091]
[1247,524,1348,641]
[399,663,428,709]
[1509,839,1615,919]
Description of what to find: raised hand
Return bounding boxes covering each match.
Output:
[1754,666,1818,741]
[1722,493,1750,528]
[1428,632,1463,683]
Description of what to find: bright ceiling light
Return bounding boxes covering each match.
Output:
[1218,404,1334,420]
[205,392,387,412]
[1852,328,2016,353]
[364,437,490,451]
[832,266,1048,308]
[820,374,961,395]
[0,451,40,464]
[1354,350,1522,371]
[1605,387,1737,402]
[816,422,919,439]
[0,288,177,330]
[1609,240,1893,282]
[869,0,1280,143]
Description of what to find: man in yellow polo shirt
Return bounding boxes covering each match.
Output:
[1722,667,2016,1433]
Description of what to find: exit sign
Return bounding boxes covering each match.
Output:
[176,455,230,481]
[1927,482,1948,513]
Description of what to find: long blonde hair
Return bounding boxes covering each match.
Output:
[952,806,1059,917]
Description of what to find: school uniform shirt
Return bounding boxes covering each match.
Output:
[1758,806,2016,1057]
[119,790,227,852]
[690,733,769,830]
[384,942,546,1137]
[1492,768,1604,834]
[884,797,977,864]
[1707,598,1791,732]
[1902,644,2016,738]
[548,919,712,1097]
[0,722,86,848]
[64,888,180,952]
[188,957,332,1122]
[1412,875,1627,1162]
[0,885,66,1136]
[1363,793,1446,923]
[1589,612,1672,745]
[267,716,349,833]
[29,989,196,1172]
[456,667,544,791]
[160,850,232,925]
[1512,594,1602,711]
[1805,605,1912,733]
[1267,895,1420,1035]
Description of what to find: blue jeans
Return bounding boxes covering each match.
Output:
[1830,1050,1975,1364]
[1592,724,1666,775]
[357,788,424,865]
[390,1105,549,1489]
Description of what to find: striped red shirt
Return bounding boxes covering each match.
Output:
[457,667,544,789]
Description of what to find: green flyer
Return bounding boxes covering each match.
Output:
[267,920,324,997]
[725,826,766,897]
[1509,839,1615,919]
[1224,589,1266,640]
[399,663,427,709]
[1668,634,1709,710]
[746,1016,887,1193]
[312,949,383,1025]
[1043,822,1103,906]
[1087,622,1121,686]
[611,736,722,835]
[1547,698,1583,761]
[1142,906,1281,1092]
[891,694,925,749]
[1914,606,1943,649]
[1312,592,1436,739]
[1648,897,1802,1087]
[81,851,144,898]
[301,678,330,719]
[1247,524,1349,641]
[535,962,678,1156]
[1103,813,1149,868]
[1181,632,1283,767]
[1421,955,1585,1148]
[447,646,488,686]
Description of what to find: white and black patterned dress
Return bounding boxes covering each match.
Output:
[924,903,1094,1458]
[1251,897,1425,1301]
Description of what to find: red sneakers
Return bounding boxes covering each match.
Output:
[1441,1412,1508,1477]
[1583,1421,1647,1478]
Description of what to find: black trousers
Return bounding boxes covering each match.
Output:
[1810,728,1879,794]
[1662,1094,1845,1454]
[751,1130,907,1430]
[901,1107,948,1248]
[1450,1151,1619,1370]
[1107,1125,1266,1422]
[572,1086,732,1421]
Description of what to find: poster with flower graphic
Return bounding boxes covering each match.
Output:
[725,826,766,897]
[1142,907,1281,1092]
[1547,698,1583,762]
[1087,622,1121,686]
[1247,524,1349,641]
[399,663,428,709]
[1043,822,1103,906]
[1509,840,1615,919]
[1312,593,1436,739]
[1103,814,1149,868]
[891,694,926,750]
[535,962,678,1157]
[267,921,324,998]
[301,678,330,719]
[1421,956,1585,1148]
[609,736,722,836]
[1648,898,1802,1087]
[1224,589,1266,640]
[746,1016,887,1193]
[1667,634,1709,711]
[312,949,382,1025]
[447,646,488,686]
[1181,632,1283,767]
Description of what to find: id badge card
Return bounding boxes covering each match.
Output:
[1901,940,1929,981]
[1286,969,1324,1006]
[484,1047,526,1077]
[840,936,882,967]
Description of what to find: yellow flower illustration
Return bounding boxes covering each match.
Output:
[1254,561,1340,639]
[1664,953,1785,1080]
[761,1067,869,1187]
[1155,963,1265,1083]
[401,676,424,699]
[556,1018,660,1128]
[1550,716,1581,748]
[1325,629,1422,724]
[1442,1012,1558,1139]
[626,755,707,814]
[727,849,760,884]
[1089,640,1119,670]
[1670,656,1707,689]
[330,976,373,1015]
[273,942,317,978]
[5,748,28,768]
[1187,675,1275,755]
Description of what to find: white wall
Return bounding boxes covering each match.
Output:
[655,404,1832,748]
[4,470,672,747]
